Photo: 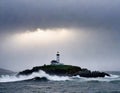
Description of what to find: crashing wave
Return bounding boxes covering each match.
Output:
[0,70,119,83]
[0,70,70,82]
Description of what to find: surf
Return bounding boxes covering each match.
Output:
[0,70,119,83]
[0,70,70,83]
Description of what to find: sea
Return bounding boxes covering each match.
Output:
[0,71,120,93]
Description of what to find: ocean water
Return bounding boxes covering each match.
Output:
[0,71,120,93]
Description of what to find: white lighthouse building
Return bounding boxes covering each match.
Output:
[56,51,60,63]
[51,52,63,65]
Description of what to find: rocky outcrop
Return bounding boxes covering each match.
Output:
[23,77,48,82]
[18,65,110,78]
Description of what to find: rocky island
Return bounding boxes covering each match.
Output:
[18,64,110,78]
[18,52,110,78]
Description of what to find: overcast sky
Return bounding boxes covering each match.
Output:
[0,0,120,71]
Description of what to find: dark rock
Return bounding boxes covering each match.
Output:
[77,71,110,78]
[22,77,48,82]
[18,65,110,78]
[32,77,48,81]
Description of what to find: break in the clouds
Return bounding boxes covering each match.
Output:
[0,0,120,71]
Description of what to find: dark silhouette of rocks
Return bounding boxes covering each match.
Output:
[26,77,48,81]
[18,65,110,78]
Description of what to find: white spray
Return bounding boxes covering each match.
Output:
[0,70,120,83]
[0,70,70,83]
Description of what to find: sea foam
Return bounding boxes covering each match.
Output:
[0,70,70,82]
[0,70,119,83]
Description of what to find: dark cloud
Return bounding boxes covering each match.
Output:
[0,0,120,33]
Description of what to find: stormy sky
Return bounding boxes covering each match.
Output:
[0,0,120,71]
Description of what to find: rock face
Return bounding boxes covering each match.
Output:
[23,77,48,82]
[18,65,110,78]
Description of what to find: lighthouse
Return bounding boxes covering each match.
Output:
[51,51,63,65]
[56,51,60,63]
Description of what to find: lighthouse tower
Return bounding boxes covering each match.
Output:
[56,51,60,63]
[51,51,63,65]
